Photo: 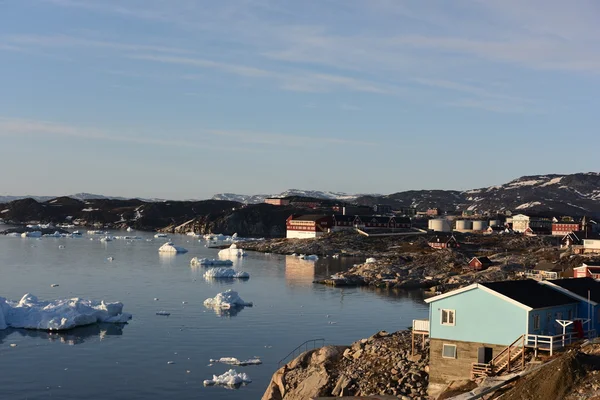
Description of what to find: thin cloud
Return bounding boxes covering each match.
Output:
[206,130,375,147]
[0,117,246,152]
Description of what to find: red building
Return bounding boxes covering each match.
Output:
[468,256,493,271]
[573,263,600,279]
[264,198,291,206]
[286,214,332,239]
[552,221,581,236]
[427,208,442,217]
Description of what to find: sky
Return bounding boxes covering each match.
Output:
[0,0,599,200]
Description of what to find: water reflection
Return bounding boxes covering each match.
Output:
[285,256,363,287]
[0,323,126,346]
[203,305,247,318]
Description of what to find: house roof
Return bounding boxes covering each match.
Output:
[471,256,492,265]
[545,278,600,305]
[533,261,563,272]
[332,214,355,222]
[289,214,329,222]
[428,234,456,243]
[394,217,411,224]
[482,280,577,309]
[357,215,391,223]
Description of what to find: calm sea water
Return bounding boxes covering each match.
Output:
[0,227,428,400]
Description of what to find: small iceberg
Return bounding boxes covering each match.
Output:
[0,294,132,331]
[204,268,249,279]
[158,242,188,254]
[21,231,42,238]
[190,257,233,267]
[100,236,113,242]
[210,357,262,366]
[299,254,319,261]
[87,230,107,235]
[154,233,169,238]
[218,244,246,258]
[204,290,252,309]
[126,227,134,232]
[186,232,201,237]
[203,369,251,388]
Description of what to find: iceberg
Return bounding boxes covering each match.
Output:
[210,357,262,366]
[190,257,233,267]
[87,230,107,235]
[154,233,169,238]
[0,294,131,331]
[299,254,319,261]
[204,268,250,279]
[218,244,247,258]
[204,290,252,309]
[21,231,42,238]
[158,242,188,254]
[43,231,64,238]
[203,369,251,387]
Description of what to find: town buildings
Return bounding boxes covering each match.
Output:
[285,215,332,239]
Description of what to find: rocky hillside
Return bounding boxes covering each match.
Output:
[262,330,429,400]
[212,189,371,204]
[354,173,600,216]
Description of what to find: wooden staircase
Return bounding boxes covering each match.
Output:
[471,334,526,379]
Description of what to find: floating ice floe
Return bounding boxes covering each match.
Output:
[6,233,20,237]
[203,369,252,387]
[204,268,249,279]
[43,231,63,238]
[209,357,262,366]
[158,242,188,254]
[100,236,113,242]
[204,290,252,309]
[50,284,59,288]
[156,311,171,316]
[107,257,115,262]
[114,235,141,240]
[299,254,319,261]
[365,257,377,264]
[186,232,201,237]
[58,245,65,249]
[190,257,233,267]
[21,231,42,238]
[0,294,131,331]
[154,233,169,238]
[218,244,246,258]
[87,230,108,235]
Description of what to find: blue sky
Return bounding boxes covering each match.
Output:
[1,0,599,200]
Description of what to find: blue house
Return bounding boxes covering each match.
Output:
[542,277,600,334]
[423,279,582,394]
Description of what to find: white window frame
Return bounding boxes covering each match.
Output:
[442,344,457,359]
[441,309,456,326]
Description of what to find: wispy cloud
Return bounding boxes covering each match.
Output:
[206,130,375,147]
[129,54,391,94]
[4,34,193,54]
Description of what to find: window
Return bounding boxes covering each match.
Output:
[533,314,541,330]
[556,312,563,320]
[441,309,455,326]
[547,312,552,323]
[442,344,457,359]
[568,310,573,320]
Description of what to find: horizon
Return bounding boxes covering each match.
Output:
[1,170,599,201]
[2,1,599,199]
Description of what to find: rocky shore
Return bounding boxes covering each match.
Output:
[262,330,429,400]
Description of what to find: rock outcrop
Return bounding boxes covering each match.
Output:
[262,330,429,400]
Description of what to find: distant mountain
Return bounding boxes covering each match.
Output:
[354,173,600,216]
[212,189,377,204]
[0,193,164,204]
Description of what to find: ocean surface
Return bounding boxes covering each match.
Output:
[0,227,428,400]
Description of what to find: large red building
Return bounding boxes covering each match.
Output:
[552,221,581,236]
[286,215,332,239]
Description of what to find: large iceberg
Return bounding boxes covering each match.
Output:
[158,242,188,253]
[204,290,252,309]
[203,369,252,387]
[204,268,249,279]
[190,257,233,267]
[218,244,246,258]
[0,294,132,331]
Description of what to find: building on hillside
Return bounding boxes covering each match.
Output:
[427,208,442,217]
[396,207,417,217]
[331,214,356,231]
[355,215,411,229]
[561,231,585,248]
[552,221,581,236]
[420,279,588,396]
[542,277,600,334]
[428,234,459,249]
[485,225,510,235]
[290,200,322,209]
[523,226,553,236]
[573,263,600,279]
[285,214,332,239]
[526,261,564,280]
[468,257,492,271]
[264,198,290,206]
[373,204,393,215]
[511,214,553,233]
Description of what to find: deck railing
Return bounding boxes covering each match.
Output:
[277,338,325,367]
[525,329,596,356]
[412,319,430,333]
